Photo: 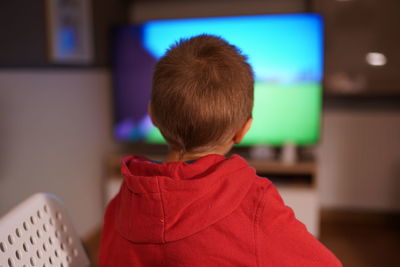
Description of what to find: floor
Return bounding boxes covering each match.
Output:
[84,211,400,267]
[319,211,400,267]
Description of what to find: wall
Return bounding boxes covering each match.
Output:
[0,70,114,236]
[0,0,129,237]
[319,110,400,211]
[130,0,305,22]
[0,0,130,67]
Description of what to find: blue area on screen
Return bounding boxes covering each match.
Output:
[142,14,323,84]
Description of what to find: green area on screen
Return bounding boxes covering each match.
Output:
[145,81,322,146]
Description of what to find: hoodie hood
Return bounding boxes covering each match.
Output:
[115,154,256,244]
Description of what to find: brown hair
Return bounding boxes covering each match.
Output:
[150,34,254,154]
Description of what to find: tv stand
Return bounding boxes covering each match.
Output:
[103,154,320,237]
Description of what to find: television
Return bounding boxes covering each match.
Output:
[112,14,324,147]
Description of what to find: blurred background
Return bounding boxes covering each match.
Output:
[0,0,399,266]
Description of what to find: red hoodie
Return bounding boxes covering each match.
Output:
[99,154,341,267]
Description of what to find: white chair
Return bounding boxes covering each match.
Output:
[0,193,90,267]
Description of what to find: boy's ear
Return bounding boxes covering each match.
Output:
[148,103,158,126]
[233,118,253,144]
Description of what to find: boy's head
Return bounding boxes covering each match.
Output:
[150,34,254,155]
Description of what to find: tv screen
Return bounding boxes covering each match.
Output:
[112,14,324,146]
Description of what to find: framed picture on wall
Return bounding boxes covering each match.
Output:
[46,0,93,64]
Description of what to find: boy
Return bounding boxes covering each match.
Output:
[99,35,341,266]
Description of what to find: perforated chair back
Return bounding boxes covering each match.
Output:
[0,193,90,267]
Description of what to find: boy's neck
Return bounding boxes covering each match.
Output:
[165,143,233,163]
[164,151,211,163]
